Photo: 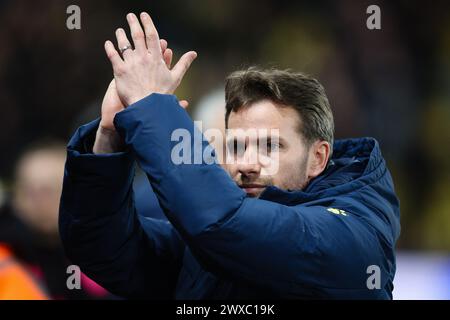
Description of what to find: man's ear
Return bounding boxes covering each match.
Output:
[306,140,331,180]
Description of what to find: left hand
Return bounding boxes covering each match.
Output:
[104,12,197,106]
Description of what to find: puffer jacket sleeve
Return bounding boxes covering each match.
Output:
[59,118,185,298]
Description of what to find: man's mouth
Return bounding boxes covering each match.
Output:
[239,184,266,196]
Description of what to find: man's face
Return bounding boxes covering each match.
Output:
[226,99,311,197]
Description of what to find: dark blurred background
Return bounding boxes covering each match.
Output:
[0,0,449,299]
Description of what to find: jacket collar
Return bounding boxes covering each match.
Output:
[259,137,385,205]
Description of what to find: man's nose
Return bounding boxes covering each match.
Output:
[237,146,261,178]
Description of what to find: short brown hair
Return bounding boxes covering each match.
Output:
[225,67,334,154]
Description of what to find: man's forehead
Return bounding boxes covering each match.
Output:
[227,100,301,132]
[226,128,281,142]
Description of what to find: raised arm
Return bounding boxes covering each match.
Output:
[58,28,188,298]
[59,119,185,298]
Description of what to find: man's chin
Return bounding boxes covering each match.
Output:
[242,187,266,198]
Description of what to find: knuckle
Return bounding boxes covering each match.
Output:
[144,55,152,63]
[114,65,125,75]
[132,30,144,40]
[109,50,119,59]
[146,32,157,41]
[136,55,146,64]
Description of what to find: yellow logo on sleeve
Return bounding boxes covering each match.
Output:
[327,208,348,216]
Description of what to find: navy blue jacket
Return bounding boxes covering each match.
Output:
[59,94,400,299]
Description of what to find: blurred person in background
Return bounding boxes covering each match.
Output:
[192,88,227,164]
[0,141,111,299]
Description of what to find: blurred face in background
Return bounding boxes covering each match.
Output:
[226,100,312,198]
[13,146,66,238]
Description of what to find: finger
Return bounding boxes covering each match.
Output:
[126,13,146,52]
[163,48,173,69]
[160,38,172,68]
[172,51,197,83]
[179,100,189,109]
[115,28,133,59]
[104,40,124,73]
[159,39,168,54]
[139,12,161,55]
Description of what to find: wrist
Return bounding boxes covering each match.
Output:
[126,93,150,106]
[93,125,124,154]
[126,90,170,106]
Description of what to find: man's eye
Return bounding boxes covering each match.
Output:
[229,140,245,156]
[259,141,280,154]
[269,142,280,152]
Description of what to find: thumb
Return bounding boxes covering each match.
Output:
[172,51,197,83]
[108,79,116,89]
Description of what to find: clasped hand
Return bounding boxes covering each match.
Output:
[105,12,197,106]
[93,12,196,154]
